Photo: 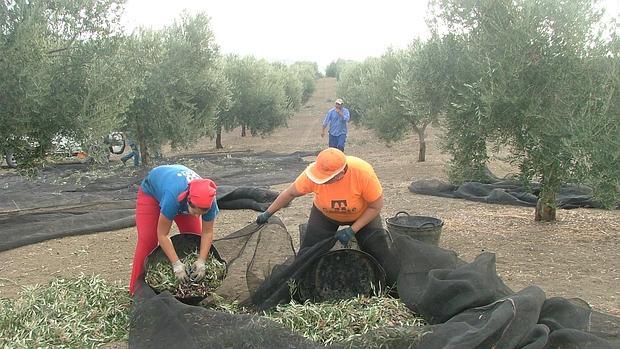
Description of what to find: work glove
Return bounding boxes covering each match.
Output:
[172,260,189,283]
[335,227,355,246]
[256,211,272,225]
[190,258,206,281]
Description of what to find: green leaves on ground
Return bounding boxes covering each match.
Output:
[264,296,426,345]
[0,274,130,349]
[0,275,424,348]
[145,251,226,298]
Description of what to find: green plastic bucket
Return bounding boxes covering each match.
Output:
[385,211,443,246]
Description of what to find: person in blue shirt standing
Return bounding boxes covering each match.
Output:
[129,164,219,294]
[321,98,350,152]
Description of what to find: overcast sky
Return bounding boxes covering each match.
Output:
[121,0,619,71]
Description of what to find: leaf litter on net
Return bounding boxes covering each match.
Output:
[0,274,130,349]
[144,250,226,298]
[2,271,424,348]
[262,296,426,345]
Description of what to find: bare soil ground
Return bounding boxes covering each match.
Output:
[1,78,618,316]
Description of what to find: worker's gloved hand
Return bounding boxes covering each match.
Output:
[335,227,355,246]
[190,258,206,281]
[256,211,272,225]
[172,260,189,283]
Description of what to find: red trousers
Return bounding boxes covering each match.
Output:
[130,187,202,294]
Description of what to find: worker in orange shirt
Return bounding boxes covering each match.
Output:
[256,148,384,250]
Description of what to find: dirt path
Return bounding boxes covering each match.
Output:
[1,78,618,316]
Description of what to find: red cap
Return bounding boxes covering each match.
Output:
[177,178,217,209]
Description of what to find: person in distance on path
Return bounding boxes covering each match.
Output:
[321,98,350,152]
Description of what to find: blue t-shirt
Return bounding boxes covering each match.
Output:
[140,165,219,222]
[322,107,350,136]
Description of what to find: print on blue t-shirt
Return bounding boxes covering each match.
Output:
[141,165,219,222]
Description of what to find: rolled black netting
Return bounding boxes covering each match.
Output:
[130,220,620,348]
[393,233,619,348]
[216,185,279,211]
[408,179,615,209]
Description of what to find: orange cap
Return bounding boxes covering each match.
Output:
[177,178,217,209]
[305,148,347,184]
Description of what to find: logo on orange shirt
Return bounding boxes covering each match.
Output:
[326,200,358,214]
[331,199,347,211]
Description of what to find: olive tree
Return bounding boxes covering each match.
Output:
[438,34,492,182]
[216,55,295,148]
[393,36,453,162]
[325,58,356,80]
[121,12,229,163]
[343,50,412,146]
[0,0,127,166]
[45,37,138,163]
[431,0,619,220]
[290,61,320,103]
[271,62,304,113]
[337,40,452,162]
[336,60,368,123]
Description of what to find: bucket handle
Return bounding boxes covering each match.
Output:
[394,211,410,218]
[393,211,438,229]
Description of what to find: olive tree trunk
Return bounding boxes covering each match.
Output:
[136,123,148,166]
[412,124,428,162]
[216,125,223,149]
[535,190,556,221]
